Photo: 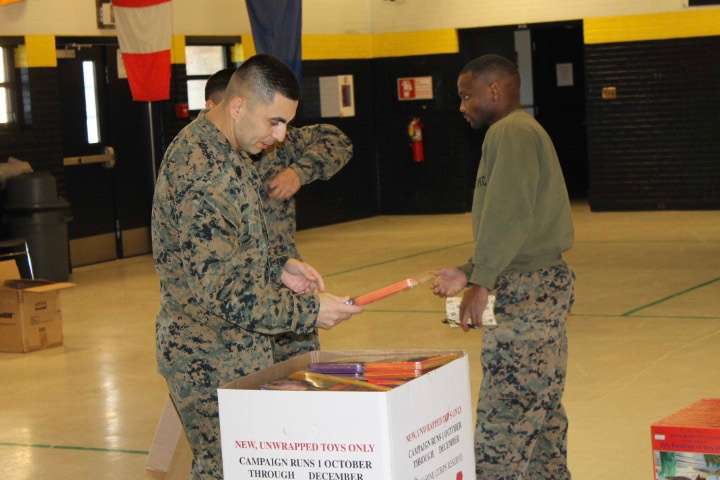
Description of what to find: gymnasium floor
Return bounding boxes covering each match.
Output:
[1,201,719,479]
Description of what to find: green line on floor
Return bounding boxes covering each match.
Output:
[571,313,720,320]
[360,310,720,321]
[0,442,148,455]
[325,242,471,277]
[621,276,720,316]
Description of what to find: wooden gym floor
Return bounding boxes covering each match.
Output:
[1,201,719,479]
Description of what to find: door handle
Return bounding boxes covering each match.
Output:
[63,146,116,168]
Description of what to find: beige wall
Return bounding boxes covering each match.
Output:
[0,0,707,38]
[366,0,692,32]
[0,0,368,36]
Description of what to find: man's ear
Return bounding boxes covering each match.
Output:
[490,80,499,99]
[228,96,245,119]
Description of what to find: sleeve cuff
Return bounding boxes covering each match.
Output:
[461,261,499,290]
[289,164,311,185]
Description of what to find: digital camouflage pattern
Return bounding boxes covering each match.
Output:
[253,123,352,259]
[253,124,352,363]
[475,262,575,480]
[272,330,320,363]
[151,111,321,479]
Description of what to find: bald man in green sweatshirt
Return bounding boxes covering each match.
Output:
[432,54,576,479]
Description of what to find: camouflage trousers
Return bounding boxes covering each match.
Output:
[166,379,223,479]
[475,262,575,480]
[162,331,319,480]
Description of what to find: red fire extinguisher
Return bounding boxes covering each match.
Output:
[408,116,424,163]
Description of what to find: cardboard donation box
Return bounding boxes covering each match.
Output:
[218,349,475,480]
[651,398,720,479]
[0,260,74,353]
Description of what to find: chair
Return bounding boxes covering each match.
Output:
[0,237,35,279]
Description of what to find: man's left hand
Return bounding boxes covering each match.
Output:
[282,258,325,294]
[459,284,489,332]
[268,168,301,200]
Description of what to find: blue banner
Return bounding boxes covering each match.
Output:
[246,0,303,85]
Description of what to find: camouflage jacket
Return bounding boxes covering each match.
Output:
[253,124,352,259]
[151,111,319,384]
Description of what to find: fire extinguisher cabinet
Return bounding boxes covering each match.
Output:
[3,172,73,282]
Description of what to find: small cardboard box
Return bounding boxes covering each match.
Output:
[0,260,74,353]
[218,349,475,480]
[651,398,720,479]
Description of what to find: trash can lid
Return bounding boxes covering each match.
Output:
[4,171,70,210]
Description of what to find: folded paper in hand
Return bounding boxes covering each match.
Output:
[445,295,497,326]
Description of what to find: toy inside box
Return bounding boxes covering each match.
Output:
[0,260,74,353]
[651,398,720,480]
[218,349,475,480]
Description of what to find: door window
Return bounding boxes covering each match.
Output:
[82,60,101,144]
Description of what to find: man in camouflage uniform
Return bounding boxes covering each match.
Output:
[255,124,352,361]
[204,68,353,363]
[151,54,361,479]
[432,54,576,479]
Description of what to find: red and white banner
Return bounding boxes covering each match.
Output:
[112,0,172,101]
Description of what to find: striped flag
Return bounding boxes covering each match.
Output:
[112,0,172,101]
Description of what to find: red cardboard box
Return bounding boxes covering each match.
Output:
[651,398,720,479]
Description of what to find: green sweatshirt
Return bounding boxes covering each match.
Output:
[460,109,574,289]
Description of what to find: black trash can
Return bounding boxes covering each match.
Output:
[4,172,72,282]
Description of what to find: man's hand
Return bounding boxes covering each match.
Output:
[316,293,363,329]
[268,168,301,200]
[281,258,324,294]
[431,268,468,297]
[459,284,489,332]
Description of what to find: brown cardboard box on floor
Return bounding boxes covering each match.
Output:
[0,260,74,353]
[146,396,193,479]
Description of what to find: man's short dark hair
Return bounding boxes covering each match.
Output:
[461,54,519,80]
[233,54,301,105]
[205,68,235,101]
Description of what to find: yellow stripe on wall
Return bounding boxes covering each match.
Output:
[240,34,256,60]
[585,8,720,44]
[302,29,458,60]
[231,42,245,63]
[23,35,56,67]
[372,29,458,58]
[171,35,185,64]
[303,34,372,60]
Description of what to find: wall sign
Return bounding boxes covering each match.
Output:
[556,63,574,87]
[397,77,433,101]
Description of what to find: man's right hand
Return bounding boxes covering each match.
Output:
[430,267,468,297]
[316,293,363,329]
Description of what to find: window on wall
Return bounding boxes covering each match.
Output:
[185,40,238,111]
[0,46,18,127]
